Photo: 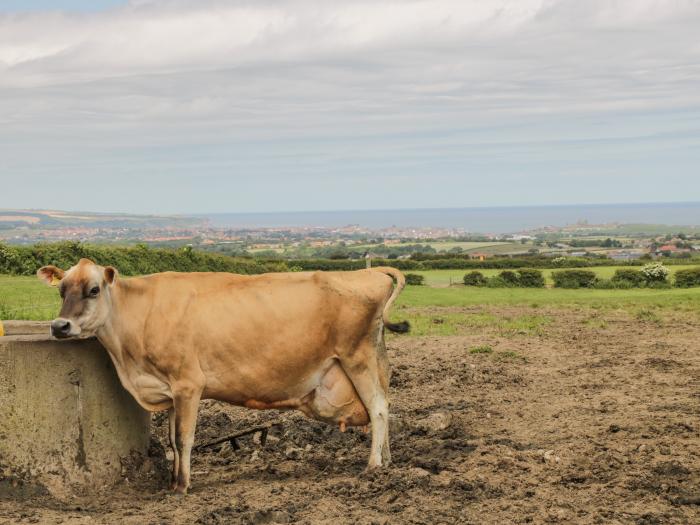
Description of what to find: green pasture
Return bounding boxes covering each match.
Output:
[413,265,700,287]
[348,241,516,253]
[2,270,700,330]
[391,285,700,336]
[420,241,516,253]
[395,284,700,312]
[0,275,61,321]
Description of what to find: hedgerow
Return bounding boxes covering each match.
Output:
[674,267,700,288]
[552,270,598,289]
[462,269,545,288]
[405,273,425,285]
[0,242,286,276]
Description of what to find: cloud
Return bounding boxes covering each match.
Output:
[0,1,699,212]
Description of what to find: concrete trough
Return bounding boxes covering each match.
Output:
[0,322,151,497]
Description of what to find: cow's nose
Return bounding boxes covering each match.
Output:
[51,319,72,338]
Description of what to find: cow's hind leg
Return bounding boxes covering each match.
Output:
[172,383,203,495]
[168,406,180,491]
[339,341,391,468]
[376,333,391,465]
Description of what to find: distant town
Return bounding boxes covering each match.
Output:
[1,208,699,262]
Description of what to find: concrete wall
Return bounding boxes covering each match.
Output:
[0,326,151,497]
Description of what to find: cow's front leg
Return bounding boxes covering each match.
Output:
[172,384,203,495]
[168,406,180,491]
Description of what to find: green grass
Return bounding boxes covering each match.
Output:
[635,308,663,325]
[414,265,700,287]
[422,241,517,253]
[3,270,700,326]
[398,310,552,337]
[469,345,493,354]
[0,275,61,321]
[396,285,700,313]
[495,351,527,362]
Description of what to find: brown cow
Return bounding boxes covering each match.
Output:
[37,259,408,494]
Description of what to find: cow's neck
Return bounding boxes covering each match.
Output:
[96,278,148,373]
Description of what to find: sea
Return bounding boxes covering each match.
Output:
[200,202,700,234]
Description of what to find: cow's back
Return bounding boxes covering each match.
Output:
[130,269,392,404]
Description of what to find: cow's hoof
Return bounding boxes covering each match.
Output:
[172,484,189,496]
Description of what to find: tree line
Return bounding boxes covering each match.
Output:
[0,242,698,277]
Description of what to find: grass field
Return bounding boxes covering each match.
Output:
[416,241,515,252]
[2,269,700,325]
[396,284,700,310]
[413,265,700,287]
[348,241,517,253]
[0,275,61,320]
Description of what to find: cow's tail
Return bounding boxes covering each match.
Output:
[372,266,410,334]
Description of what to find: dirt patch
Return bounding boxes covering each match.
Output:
[1,307,699,524]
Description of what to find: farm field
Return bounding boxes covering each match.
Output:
[0,275,61,320]
[411,241,516,253]
[346,241,518,253]
[1,303,699,523]
[1,270,700,523]
[3,269,700,322]
[2,269,700,322]
[413,265,700,287]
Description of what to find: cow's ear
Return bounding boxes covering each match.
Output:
[104,266,118,286]
[37,265,65,287]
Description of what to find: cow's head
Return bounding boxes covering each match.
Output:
[37,258,118,339]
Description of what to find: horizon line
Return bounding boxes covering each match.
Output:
[2,200,699,218]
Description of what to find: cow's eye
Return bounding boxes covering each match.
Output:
[89,286,100,297]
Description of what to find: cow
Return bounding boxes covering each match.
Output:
[37,259,409,494]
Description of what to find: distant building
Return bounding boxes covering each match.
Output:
[658,244,678,252]
[509,234,534,241]
[609,250,645,261]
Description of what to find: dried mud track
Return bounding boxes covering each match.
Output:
[1,308,699,524]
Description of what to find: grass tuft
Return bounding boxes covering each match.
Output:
[495,350,527,362]
[635,308,662,325]
[469,345,493,354]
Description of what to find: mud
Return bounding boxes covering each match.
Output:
[0,307,698,524]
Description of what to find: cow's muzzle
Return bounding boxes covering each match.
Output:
[51,318,80,338]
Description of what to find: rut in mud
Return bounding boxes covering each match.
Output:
[1,307,699,524]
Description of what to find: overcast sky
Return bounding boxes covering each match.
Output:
[1,0,699,214]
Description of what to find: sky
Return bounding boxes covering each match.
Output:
[1,0,699,214]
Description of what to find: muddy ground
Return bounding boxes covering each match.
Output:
[1,307,699,524]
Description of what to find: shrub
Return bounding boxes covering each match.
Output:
[552,269,597,289]
[485,276,510,288]
[405,273,425,286]
[641,263,669,283]
[498,270,520,286]
[674,267,700,288]
[517,269,545,288]
[592,278,614,289]
[611,268,645,287]
[463,271,486,286]
[593,278,634,289]
[646,280,672,289]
